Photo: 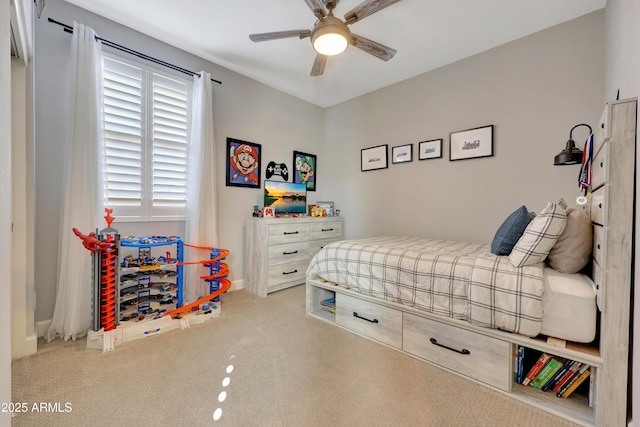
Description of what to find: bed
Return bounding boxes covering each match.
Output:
[307,201,596,343]
[305,98,636,426]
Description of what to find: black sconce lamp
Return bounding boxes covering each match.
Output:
[553,123,593,165]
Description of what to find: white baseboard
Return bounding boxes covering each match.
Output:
[35,279,245,339]
[36,319,51,339]
[11,335,37,359]
[229,279,244,292]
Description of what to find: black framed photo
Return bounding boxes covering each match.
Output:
[449,125,494,161]
[392,144,413,164]
[419,139,443,160]
[361,144,388,171]
[293,151,316,191]
[226,137,261,188]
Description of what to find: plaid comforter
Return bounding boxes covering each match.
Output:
[306,237,545,336]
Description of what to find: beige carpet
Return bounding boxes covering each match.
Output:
[12,285,579,426]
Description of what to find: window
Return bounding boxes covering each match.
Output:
[102,54,192,219]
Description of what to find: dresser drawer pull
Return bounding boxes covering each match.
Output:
[283,250,298,255]
[353,312,378,323]
[429,338,470,355]
[282,269,298,275]
[321,228,334,232]
[283,231,299,235]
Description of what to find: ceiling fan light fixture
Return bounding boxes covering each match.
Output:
[311,16,351,56]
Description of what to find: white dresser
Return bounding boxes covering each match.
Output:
[246,217,343,297]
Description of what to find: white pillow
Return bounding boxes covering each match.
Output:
[509,202,567,267]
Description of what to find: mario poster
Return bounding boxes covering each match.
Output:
[226,138,261,188]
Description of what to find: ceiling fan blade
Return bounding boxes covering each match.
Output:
[351,34,397,61]
[249,30,311,42]
[310,54,327,76]
[304,0,326,19]
[344,0,402,24]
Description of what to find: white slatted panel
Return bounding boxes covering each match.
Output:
[152,75,188,208]
[103,55,190,218]
[103,58,143,208]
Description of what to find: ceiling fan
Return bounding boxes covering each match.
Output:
[249,0,402,76]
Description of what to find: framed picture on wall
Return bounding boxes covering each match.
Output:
[449,125,494,161]
[361,144,388,171]
[293,151,317,191]
[419,139,443,160]
[392,144,413,164]
[226,137,261,188]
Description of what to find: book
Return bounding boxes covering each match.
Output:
[557,364,590,397]
[560,366,591,398]
[541,359,574,392]
[522,353,551,386]
[320,297,336,313]
[531,357,564,389]
[552,361,582,393]
[515,345,525,384]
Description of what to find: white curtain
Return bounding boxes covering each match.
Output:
[45,23,105,341]
[185,71,219,302]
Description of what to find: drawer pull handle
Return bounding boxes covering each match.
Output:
[282,269,298,275]
[353,312,378,323]
[284,231,299,235]
[429,338,470,355]
[283,250,298,255]
[321,228,334,232]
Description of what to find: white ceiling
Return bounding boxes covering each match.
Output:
[62,0,606,108]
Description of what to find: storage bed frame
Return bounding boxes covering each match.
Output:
[306,98,636,426]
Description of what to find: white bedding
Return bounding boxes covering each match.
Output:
[306,236,545,337]
[540,268,596,343]
[307,236,597,342]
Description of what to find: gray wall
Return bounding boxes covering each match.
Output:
[324,11,604,244]
[34,0,325,322]
[34,2,605,327]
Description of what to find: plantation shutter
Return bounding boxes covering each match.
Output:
[102,55,190,218]
[151,75,188,209]
[103,58,143,211]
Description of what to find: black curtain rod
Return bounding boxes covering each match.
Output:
[48,18,222,85]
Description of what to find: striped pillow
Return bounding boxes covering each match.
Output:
[508,202,567,267]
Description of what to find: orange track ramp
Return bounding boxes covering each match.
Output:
[163,277,231,318]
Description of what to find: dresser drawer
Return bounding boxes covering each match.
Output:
[268,223,309,244]
[590,186,607,226]
[336,293,402,349]
[403,313,511,391]
[592,224,606,269]
[591,142,608,190]
[267,259,309,289]
[268,242,310,266]
[309,220,342,240]
[309,238,340,256]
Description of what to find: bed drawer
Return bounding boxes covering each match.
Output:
[336,293,402,349]
[403,313,511,391]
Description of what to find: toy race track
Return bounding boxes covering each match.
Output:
[163,277,231,318]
